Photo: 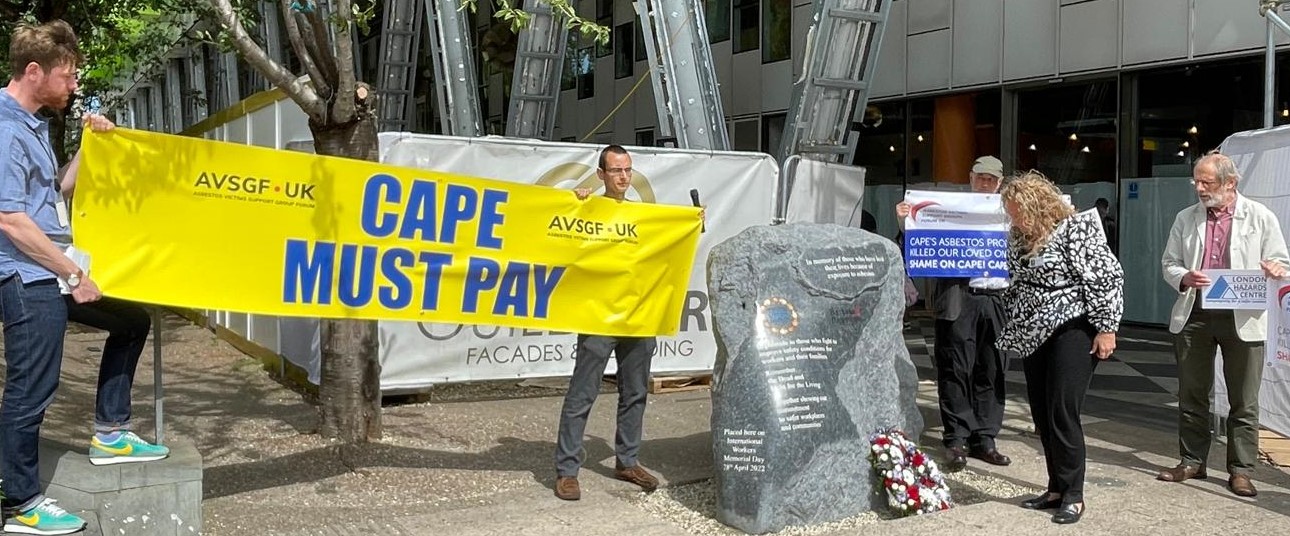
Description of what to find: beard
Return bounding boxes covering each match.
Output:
[37,84,70,111]
[1199,192,1231,208]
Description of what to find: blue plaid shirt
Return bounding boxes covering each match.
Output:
[0,88,71,283]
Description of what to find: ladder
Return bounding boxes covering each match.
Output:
[635,0,729,150]
[778,0,889,162]
[375,0,424,132]
[505,0,570,140]
[426,0,484,136]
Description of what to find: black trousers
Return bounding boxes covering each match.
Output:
[1023,317,1099,503]
[933,292,1006,450]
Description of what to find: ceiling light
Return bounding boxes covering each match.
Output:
[888,145,896,152]
[1068,133,1078,141]
[1027,144,1037,151]
[1188,126,1198,135]
[916,135,924,142]
[1182,141,1190,148]
[1177,150,1186,157]
[1081,146,1090,153]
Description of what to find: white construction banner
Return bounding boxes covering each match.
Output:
[1217,127,1290,437]
[1264,279,1290,436]
[901,191,1009,278]
[375,134,778,389]
[1200,270,1267,310]
[782,156,868,225]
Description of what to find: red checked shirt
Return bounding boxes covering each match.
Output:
[1201,204,1234,271]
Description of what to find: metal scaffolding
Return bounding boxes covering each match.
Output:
[373,0,483,135]
[1262,0,1290,128]
[506,1,570,140]
[778,0,889,163]
[635,0,730,150]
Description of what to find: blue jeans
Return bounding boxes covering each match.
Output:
[66,296,150,433]
[0,276,68,508]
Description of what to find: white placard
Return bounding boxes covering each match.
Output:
[1200,269,1267,310]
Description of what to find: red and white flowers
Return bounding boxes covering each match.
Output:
[868,428,953,516]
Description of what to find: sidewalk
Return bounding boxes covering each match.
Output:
[10,312,1290,535]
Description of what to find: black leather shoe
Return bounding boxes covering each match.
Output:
[1020,494,1062,510]
[1052,502,1084,524]
[944,446,967,472]
[969,448,1012,466]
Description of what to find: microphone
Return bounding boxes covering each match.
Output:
[690,189,705,233]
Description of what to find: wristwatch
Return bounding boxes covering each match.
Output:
[66,270,82,289]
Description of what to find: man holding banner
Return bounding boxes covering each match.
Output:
[553,146,662,501]
[896,156,1012,470]
[0,19,103,535]
[1158,152,1288,497]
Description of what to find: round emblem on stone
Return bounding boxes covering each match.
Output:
[759,297,799,336]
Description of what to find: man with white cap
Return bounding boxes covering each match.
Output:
[896,155,1011,470]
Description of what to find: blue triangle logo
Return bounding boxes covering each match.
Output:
[1207,277,1232,300]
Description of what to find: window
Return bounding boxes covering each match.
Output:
[562,32,578,91]
[706,0,731,43]
[901,90,1001,185]
[1136,60,1263,178]
[762,0,790,63]
[852,101,907,185]
[596,0,612,58]
[635,19,648,62]
[734,0,759,53]
[1017,81,1117,184]
[576,47,595,100]
[732,117,760,151]
[615,23,634,79]
[761,112,785,154]
[637,129,655,147]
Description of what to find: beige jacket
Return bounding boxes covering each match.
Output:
[1161,194,1290,341]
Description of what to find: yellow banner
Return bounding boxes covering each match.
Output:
[75,129,701,336]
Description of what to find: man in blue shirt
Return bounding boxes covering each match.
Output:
[1,19,112,535]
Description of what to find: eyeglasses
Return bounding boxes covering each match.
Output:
[601,167,633,175]
[1190,179,1221,188]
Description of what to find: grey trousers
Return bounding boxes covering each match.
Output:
[1174,308,1265,474]
[555,335,656,477]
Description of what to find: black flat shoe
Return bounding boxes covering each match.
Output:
[1052,502,1084,524]
[1020,494,1062,510]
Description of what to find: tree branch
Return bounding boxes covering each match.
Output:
[298,9,340,91]
[277,0,331,98]
[207,0,323,119]
[330,0,359,122]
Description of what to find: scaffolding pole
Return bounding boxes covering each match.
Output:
[1261,1,1290,128]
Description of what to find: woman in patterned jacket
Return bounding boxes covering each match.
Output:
[997,171,1124,525]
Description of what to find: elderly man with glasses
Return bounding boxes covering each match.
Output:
[1158,152,1289,497]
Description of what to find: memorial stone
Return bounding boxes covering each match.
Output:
[707,223,923,534]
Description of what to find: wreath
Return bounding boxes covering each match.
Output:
[868,428,953,516]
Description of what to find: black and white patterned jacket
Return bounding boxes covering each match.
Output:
[996,211,1124,358]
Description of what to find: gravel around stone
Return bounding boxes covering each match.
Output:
[631,469,1041,535]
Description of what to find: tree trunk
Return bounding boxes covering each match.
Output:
[310,86,382,442]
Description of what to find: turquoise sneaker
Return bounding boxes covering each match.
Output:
[88,431,170,466]
[3,497,86,535]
